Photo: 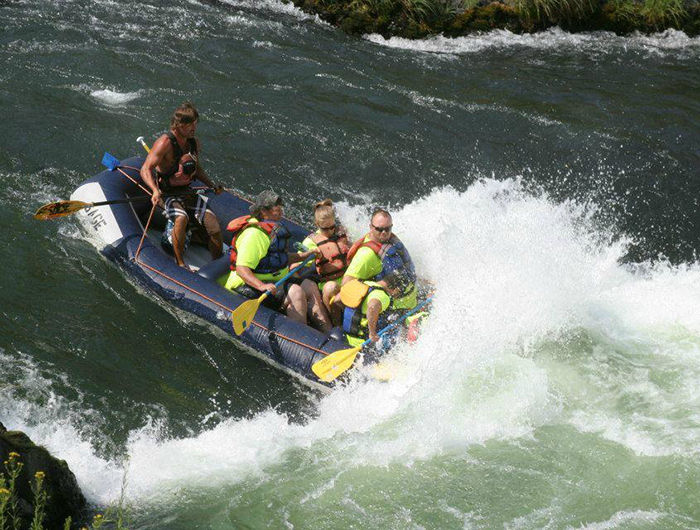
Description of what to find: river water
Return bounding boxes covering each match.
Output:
[2,0,699,528]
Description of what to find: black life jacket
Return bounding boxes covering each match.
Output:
[154,132,198,191]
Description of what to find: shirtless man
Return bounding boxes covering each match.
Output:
[140,102,223,268]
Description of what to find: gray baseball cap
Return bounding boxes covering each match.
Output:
[250,189,283,215]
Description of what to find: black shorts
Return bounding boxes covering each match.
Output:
[234,277,303,312]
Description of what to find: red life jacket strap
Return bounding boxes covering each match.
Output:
[347,234,382,262]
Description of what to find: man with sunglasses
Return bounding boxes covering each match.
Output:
[336,208,417,344]
[140,102,224,269]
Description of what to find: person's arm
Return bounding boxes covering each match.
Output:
[342,255,359,285]
[299,238,318,267]
[235,265,276,293]
[140,136,170,206]
[288,248,319,265]
[366,298,382,343]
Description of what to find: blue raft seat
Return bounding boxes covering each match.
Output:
[198,253,231,282]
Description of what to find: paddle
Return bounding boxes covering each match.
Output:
[34,196,151,220]
[136,136,151,153]
[231,255,316,335]
[37,149,226,220]
[311,295,434,383]
[33,188,216,220]
[101,151,122,171]
[34,151,149,220]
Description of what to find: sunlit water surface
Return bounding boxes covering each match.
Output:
[1,0,699,527]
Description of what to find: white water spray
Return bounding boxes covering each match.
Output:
[4,179,699,506]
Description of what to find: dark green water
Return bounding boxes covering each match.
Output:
[2,0,699,528]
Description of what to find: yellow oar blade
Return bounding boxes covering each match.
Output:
[231,297,262,335]
[312,346,362,383]
[33,200,90,220]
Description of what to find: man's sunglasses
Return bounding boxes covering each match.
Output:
[371,224,392,233]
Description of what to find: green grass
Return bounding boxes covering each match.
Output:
[612,0,688,28]
[402,0,470,23]
[512,0,596,23]
[342,0,475,24]
[295,0,697,35]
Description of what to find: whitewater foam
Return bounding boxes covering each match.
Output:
[90,88,142,106]
[6,179,700,507]
[0,350,125,503]
[220,0,321,23]
[110,180,611,498]
[365,27,700,58]
[574,509,664,529]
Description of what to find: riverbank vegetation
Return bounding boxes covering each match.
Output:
[0,451,129,530]
[289,0,699,38]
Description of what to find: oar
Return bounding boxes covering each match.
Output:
[34,196,151,220]
[311,296,434,383]
[102,151,121,171]
[231,255,316,336]
[34,151,147,220]
[136,136,151,153]
[34,188,211,220]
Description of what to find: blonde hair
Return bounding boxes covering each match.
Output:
[313,198,335,227]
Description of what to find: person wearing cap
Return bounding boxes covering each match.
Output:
[223,191,332,330]
[140,101,224,269]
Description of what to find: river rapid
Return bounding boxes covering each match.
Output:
[1,0,699,527]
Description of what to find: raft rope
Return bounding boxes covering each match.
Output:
[134,201,157,262]
[115,166,152,196]
[116,165,330,357]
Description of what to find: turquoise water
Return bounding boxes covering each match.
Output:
[2,0,699,527]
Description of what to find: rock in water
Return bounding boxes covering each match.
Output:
[0,422,87,528]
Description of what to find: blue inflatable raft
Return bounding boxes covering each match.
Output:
[69,156,351,390]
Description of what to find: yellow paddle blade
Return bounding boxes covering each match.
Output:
[311,346,362,383]
[231,297,262,335]
[33,200,90,220]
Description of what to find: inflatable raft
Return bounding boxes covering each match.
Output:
[69,156,353,390]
